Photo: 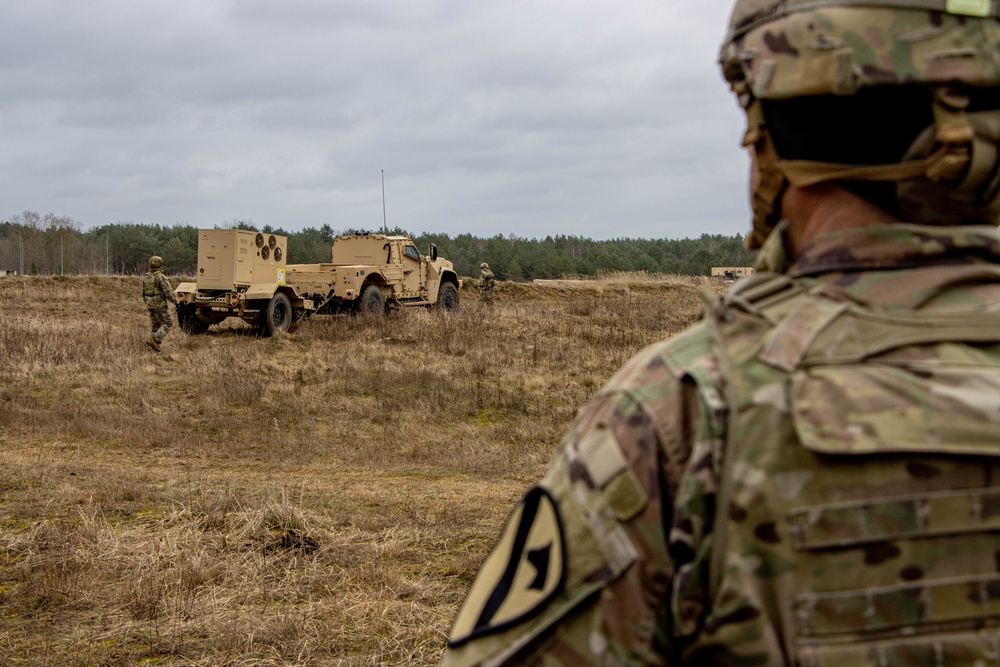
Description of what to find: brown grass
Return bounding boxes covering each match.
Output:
[0,274,716,666]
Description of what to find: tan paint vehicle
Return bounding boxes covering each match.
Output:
[287,232,460,316]
[174,229,461,336]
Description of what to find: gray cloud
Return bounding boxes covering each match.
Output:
[0,0,749,240]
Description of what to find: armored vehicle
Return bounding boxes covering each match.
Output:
[286,232,461,315]
[174,229,460,336]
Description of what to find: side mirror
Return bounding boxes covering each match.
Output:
[429,244,438,261]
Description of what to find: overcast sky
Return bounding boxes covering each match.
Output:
[1,0,750,241]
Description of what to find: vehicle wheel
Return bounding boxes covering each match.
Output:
[177,303,209,335]
[360,285,385,316]
[437,282,459,312]
[262,293,293,336]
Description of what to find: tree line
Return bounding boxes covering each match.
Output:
[0,211,754,280]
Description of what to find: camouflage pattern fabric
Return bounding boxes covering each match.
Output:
[720,5,1000,247]
[721,5,1000,100]
[480,268,496,304]
[143,269,178,345]
[142,269,178,309]
[148,306,172,344]
[441,222,1000,666]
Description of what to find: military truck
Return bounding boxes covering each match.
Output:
[174,229,460,336]
[286,232,461,316]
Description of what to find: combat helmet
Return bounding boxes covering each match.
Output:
[148,255,163,270]
[481,263,489,269]
[720,0,1000,248]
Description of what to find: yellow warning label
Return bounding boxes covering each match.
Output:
[277,268,286,285]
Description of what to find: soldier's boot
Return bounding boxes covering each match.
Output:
[146,336,160,352]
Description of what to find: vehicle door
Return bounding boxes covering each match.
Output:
[401,242,422,297]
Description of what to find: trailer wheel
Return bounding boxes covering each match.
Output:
[262,293,293,336]
[178,303,209,335]
[437,282,459,312]
[360,285,385,316]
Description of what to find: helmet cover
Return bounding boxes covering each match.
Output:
[720,1,1000,247]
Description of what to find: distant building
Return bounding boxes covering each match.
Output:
[711,266,754,280]
[0,269,19,277]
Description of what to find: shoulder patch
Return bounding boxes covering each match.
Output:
[447,486,565,648]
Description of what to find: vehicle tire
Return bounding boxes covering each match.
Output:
[177,303,209,335]
[437,282,459,312]
[360,285,385,316]
[262,292,293,336]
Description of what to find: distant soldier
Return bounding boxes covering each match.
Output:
[141,255,178,352]
[479,263,495,305]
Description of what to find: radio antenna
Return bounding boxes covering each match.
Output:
[381,170,388,234]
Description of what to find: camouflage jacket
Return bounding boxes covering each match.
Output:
[481,269,496,291]
[442,222,1000,666]
[142,269,178,309]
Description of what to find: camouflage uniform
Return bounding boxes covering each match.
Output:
[443,221,1000,666]
[480,266,496,305]
[142,258,178,350]
[443,2,1000,665]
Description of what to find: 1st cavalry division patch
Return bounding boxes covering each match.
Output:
[447,486,566,647]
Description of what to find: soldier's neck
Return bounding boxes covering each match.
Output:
[783,183,902,256]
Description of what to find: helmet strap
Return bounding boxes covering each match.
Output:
[777,149,948,186]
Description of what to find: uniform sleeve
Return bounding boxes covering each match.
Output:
[442,346,711,667]
[158,273,178,304]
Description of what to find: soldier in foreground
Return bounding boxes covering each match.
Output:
[442,1,1000,665]
[479,262,496,305]
[142,255,179,352]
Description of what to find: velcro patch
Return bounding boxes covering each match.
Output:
[577,426,648,522]
[947,0,990,17]
[578,427,627,488]
[447,486,565,648]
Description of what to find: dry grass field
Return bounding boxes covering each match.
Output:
[0,274,719,666]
